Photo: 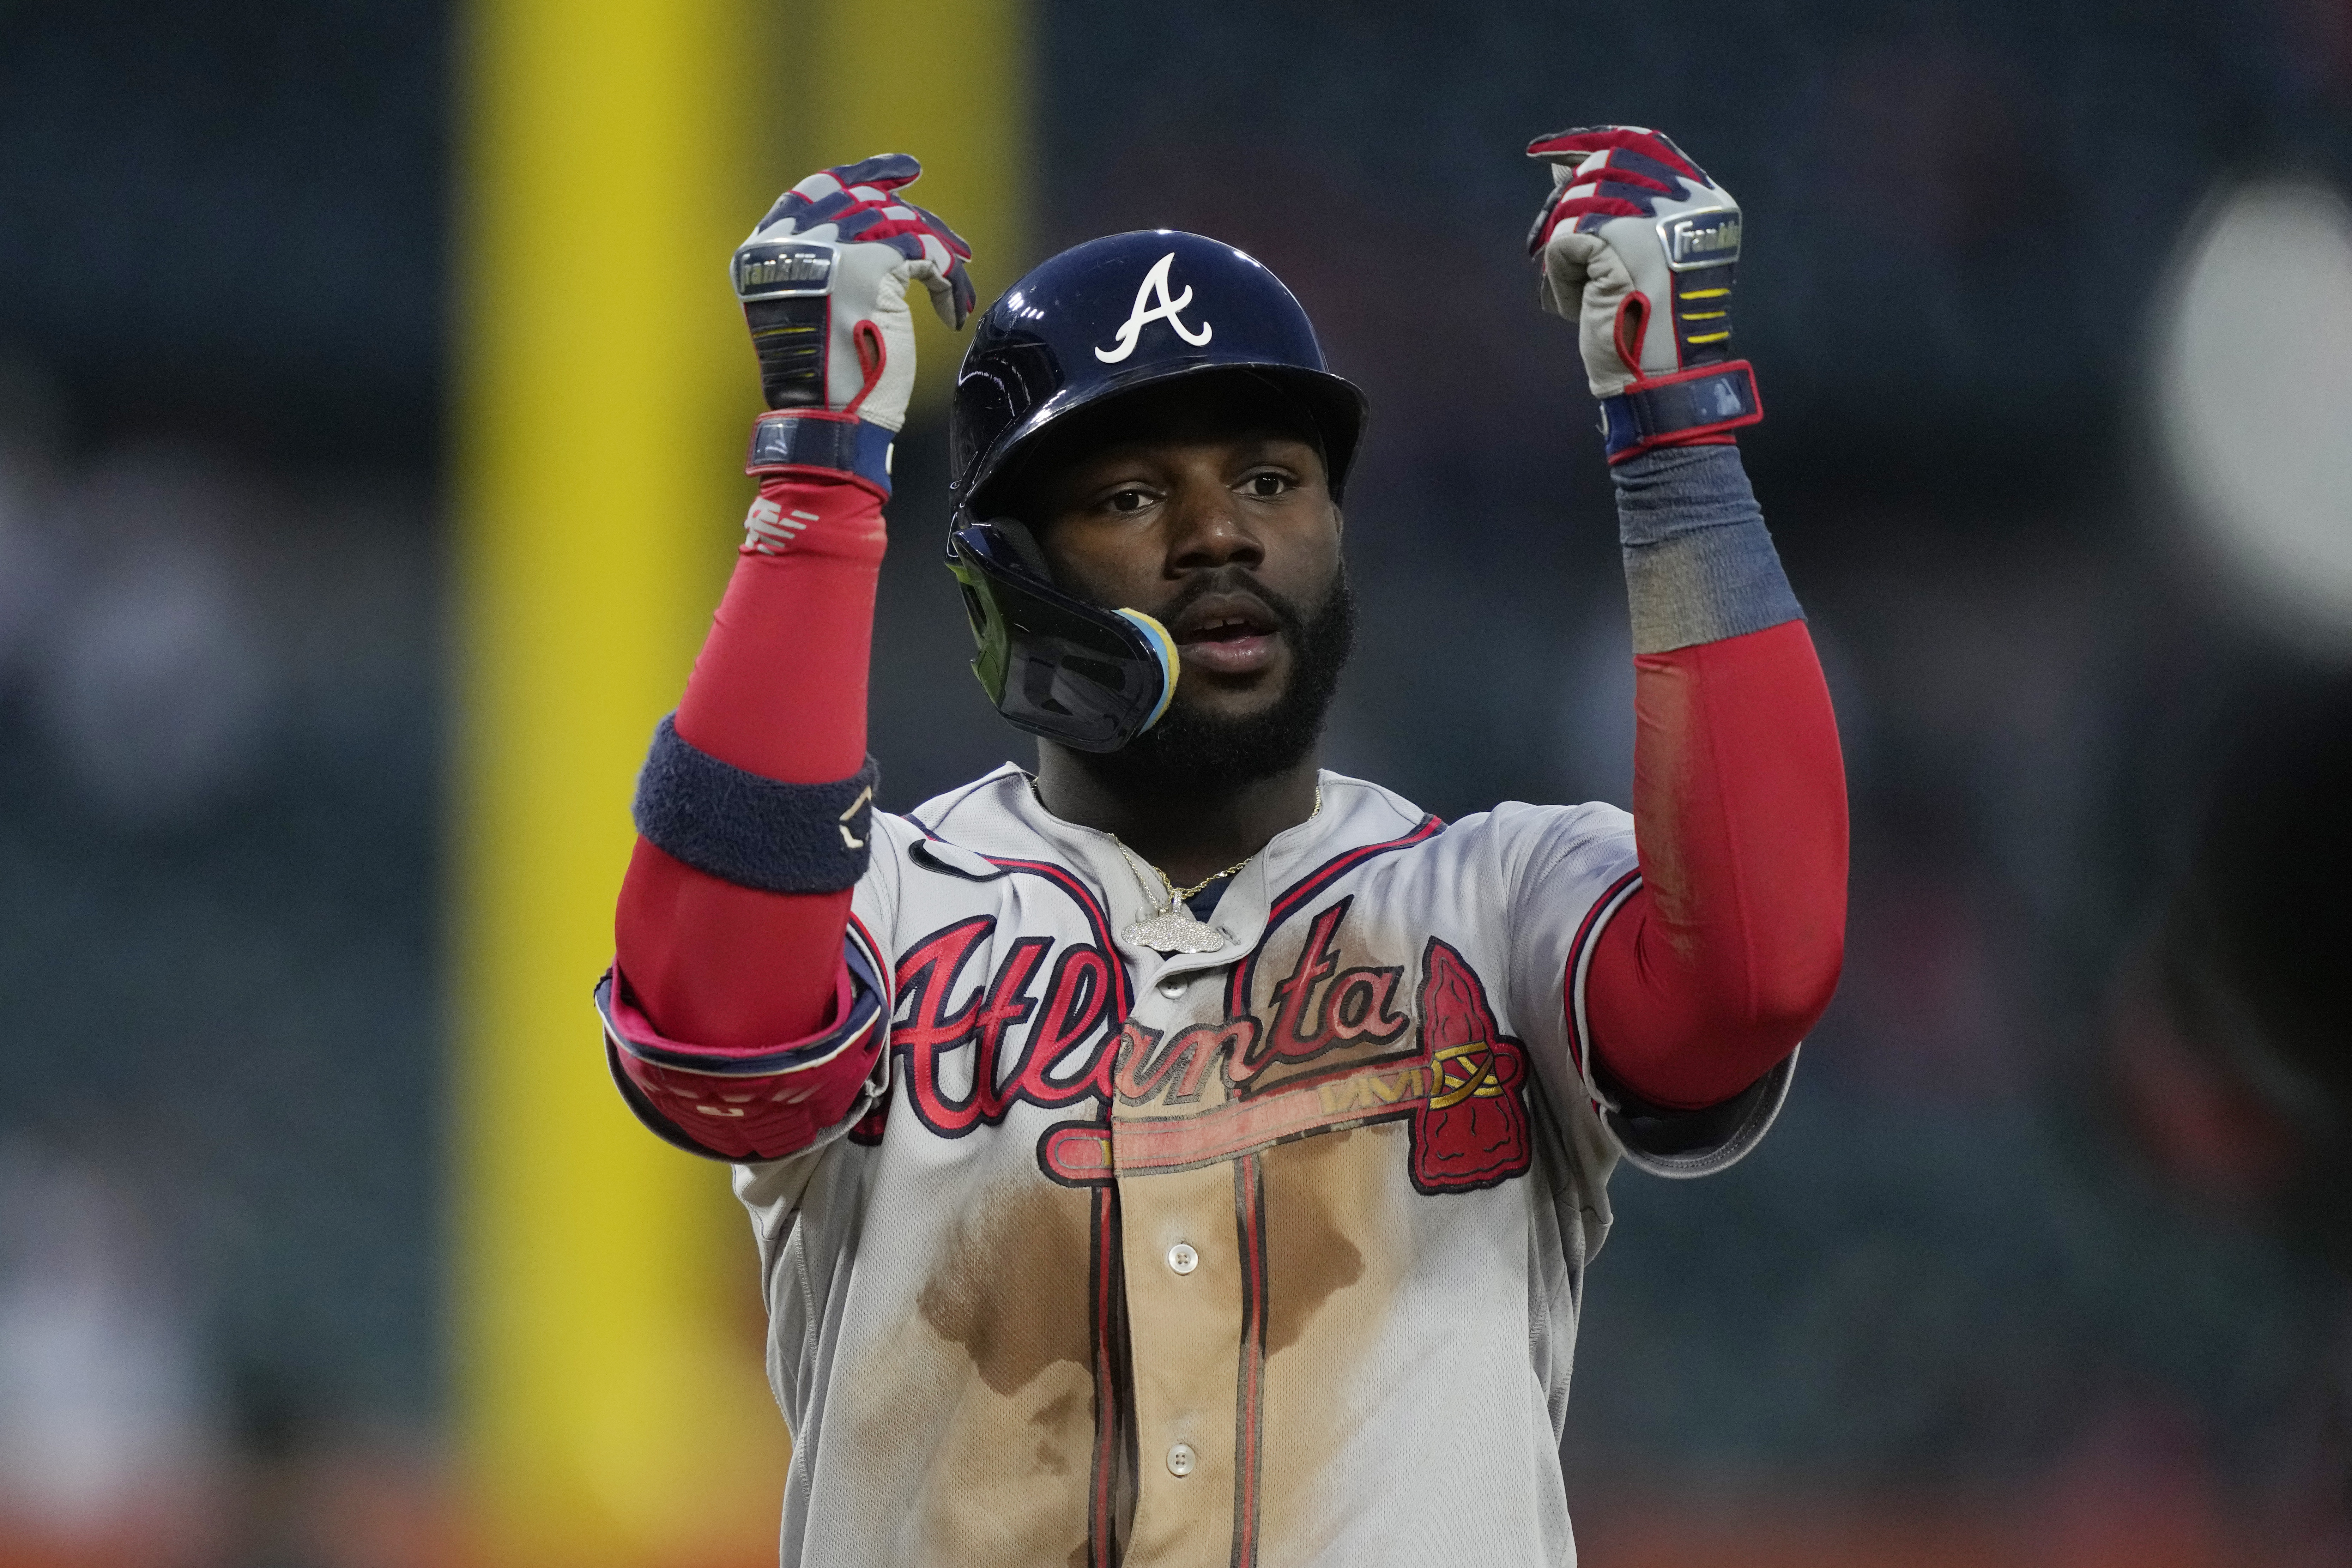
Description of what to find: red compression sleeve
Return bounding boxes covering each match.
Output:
[1584,619,1848,1109]
[613,473,883,1049]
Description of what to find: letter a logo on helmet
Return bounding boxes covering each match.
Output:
[1094,252,1213,363]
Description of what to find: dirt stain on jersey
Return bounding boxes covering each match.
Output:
[879,1175,1099,1568]
[1254,1121,1410,1559]
[917,1176,1096,1397]
[1029,1389,1079,1476]
[1260,1129,1368,1356]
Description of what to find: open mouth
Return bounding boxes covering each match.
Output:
[1183,612,1270,643]
[1170,595,1281,676]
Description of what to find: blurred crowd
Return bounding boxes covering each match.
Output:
[2,1,2348,1565]
[0,382,443,1567]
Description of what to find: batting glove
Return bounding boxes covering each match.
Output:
[732,154,974,495]
[1525,126,1760,462]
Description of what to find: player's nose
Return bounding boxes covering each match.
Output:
[1163,477,1264,573]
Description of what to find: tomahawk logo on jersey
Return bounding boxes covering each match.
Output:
[601,139,1845,1568]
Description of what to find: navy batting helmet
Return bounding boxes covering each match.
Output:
[945,230,1367,752]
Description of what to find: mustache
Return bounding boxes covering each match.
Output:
[1150,568,1311,641]
[1078,564,1354,799]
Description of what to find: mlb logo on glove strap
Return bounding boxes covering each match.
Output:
[1095,251,1214,362]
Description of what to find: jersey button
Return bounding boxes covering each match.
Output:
[1166,1441,1196,1477]
[1166,1242,1198,1275]
[1156,973,1189,999]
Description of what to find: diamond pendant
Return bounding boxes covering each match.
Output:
[1120,903,1231,954]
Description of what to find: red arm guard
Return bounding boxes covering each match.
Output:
[1584,619,1848,1109]
[608,474,883,1155]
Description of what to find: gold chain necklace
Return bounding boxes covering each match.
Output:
[1154,851,1260,906]
[1113,785,1322,954]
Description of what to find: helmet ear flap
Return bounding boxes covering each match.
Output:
[944,518,1177,752]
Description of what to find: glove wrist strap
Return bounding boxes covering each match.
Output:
[746,410,895,497]
[1600,361,1762,464]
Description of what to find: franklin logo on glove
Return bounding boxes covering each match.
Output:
[733,241,835,298]
[1664,210,1741,268]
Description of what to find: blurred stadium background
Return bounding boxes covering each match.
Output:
[0,1,2347,1564]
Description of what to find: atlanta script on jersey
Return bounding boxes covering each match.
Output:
[597,766,1795,1567]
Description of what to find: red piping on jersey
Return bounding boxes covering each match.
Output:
[1225,816,1446,1020]
[961,848,1137,1020]
[1231,1152,1269,1568]
[1088,1183,1123,1568]
[905,817,1142,1022]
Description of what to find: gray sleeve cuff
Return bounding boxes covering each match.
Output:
[1612,445,1804,654]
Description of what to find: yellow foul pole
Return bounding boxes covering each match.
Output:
[452,1,781,1563]
[452,2,1027,1564]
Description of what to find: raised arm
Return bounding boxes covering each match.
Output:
[605,156,972,1157]
[1526,126,1847,1111]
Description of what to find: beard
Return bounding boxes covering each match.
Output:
[1071,566,1357,801]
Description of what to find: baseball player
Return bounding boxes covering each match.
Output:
[602,129,1846,1566]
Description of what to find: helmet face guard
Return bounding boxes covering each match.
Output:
[944,230,1366,753]
[946,519,1177,753]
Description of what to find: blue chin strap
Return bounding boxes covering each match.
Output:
[945,517,1180,753]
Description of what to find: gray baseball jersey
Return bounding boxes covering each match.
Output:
[607,763,1795,1567]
